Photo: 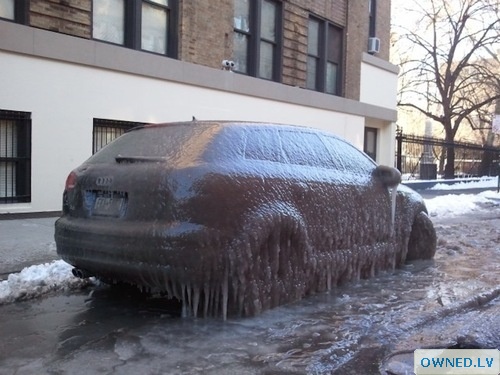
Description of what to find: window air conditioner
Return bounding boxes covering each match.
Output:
[367,37,380,54]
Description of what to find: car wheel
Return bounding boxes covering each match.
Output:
[406,211,437,261]
[236,214,312,316]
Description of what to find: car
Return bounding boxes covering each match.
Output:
[55,120,437,319]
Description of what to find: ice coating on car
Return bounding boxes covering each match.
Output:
[55,121,437,319]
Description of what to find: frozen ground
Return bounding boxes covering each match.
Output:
[0,180,498,305]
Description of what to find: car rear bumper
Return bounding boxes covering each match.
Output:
[54,216,226,290]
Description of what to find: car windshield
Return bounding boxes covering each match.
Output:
[86,123,222,164]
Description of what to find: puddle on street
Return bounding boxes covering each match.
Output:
[0,214,499,374]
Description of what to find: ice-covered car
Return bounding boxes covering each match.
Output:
[55,121,436,318]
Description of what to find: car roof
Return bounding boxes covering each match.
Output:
[137,120,343,139]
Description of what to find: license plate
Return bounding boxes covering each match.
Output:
[92,191,127,217]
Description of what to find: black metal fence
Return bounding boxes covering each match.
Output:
[395,130,500,179]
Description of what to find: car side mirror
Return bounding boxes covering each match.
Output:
[373,165,401,187]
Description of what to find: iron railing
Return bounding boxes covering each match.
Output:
[395,130,500,179]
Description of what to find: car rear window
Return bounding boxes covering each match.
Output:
[86,123,222,164]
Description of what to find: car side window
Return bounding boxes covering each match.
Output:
[279,131,334,168]
[321,135,375,174]
[244,129,283,163]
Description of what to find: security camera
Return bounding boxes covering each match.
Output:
[222,59,235,71]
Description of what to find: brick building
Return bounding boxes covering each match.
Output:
[0,0,398,214]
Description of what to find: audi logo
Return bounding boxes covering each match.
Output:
[96,176,114,186]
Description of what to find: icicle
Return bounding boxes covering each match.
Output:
[326,264,332,291]
[192,286,200,318]
[214,285,220,317]
[390,185,398,235]
[186,283,192,313]
[181,283,188,318]
[165,279,173,297]
[203,283,210,318]
[222,268,229,321]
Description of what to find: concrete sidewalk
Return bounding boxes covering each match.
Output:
[0,216,60,279]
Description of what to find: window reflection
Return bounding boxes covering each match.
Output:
[326,62,337,94]
[0,0,14,20]
[307,16,343,96]
[150,0,168,5]
[233,33,248,73]
[233,0,281,81]
[92,0,125,45]
[259,41,273,79]
[261,0,276,41]
[141,3,168,54]
[234,0,250,32]
[306,56,317,90]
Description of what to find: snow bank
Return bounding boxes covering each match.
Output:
[430,176,499,190]
[424,190,499,217]
[0,260,95,304]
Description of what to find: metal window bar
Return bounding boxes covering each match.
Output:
[0,109,31,204]
[92,118,144,154]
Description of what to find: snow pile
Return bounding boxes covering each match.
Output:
[430,176,498,190]
[425,190,499,217]
[0,260,94,304]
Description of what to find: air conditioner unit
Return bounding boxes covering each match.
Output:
[367,37,380,54]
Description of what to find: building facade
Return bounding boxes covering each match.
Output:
[0,0,398,215]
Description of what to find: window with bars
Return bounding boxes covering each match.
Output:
[0,110,31,204]
[92,0,178,57]
[306,16,343,96]
[233,0,282,81]
[93,118,144,154]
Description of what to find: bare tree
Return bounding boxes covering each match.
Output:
[393,0,500,178]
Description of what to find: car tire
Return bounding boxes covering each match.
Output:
[236,210,312,316]
[406,211,437,261]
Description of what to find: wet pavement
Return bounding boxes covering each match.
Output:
[0,199,499,374]
[0,216,59,279]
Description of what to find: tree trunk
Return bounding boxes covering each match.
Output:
[444,144,455,179]
[438,149,446,176]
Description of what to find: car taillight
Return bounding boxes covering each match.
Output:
[65,171,77,190]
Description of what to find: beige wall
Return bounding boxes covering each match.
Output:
[0,21,397,214]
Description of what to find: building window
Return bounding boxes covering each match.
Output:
[93,0,125,45]
[0,0,28,23]
[0,110,31,204]
[93,119,143,154]
[306,16,343,96]
[92,0,178,58]
[233,0,282,81]
[364,127,378,161]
